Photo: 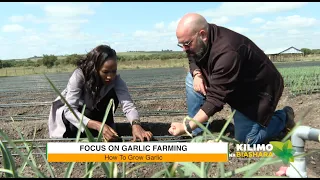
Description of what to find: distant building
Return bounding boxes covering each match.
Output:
[266,46,304,62]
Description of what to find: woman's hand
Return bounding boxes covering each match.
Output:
[132,125,153,142]
[101,124,119,141]
[87,120,118,141]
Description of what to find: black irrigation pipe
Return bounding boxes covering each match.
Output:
[0,82,185,92]
[0,111,187,121]
[0,95,185,103]
[2,135,192,143]
[0,71,186,81]
[0,85,185,96]
[0,101,52,107]
[1,88,318,104]
[0,96,186,108]
[0,153,46,156]
[0,79,185,89]
[0,85,185,95]
[0,77,186,86]
[0,83,185,90]
[0,88,183,98]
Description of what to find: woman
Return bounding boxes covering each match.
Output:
[48,45,153,142]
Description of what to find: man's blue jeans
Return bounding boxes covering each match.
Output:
[185,72,287,144]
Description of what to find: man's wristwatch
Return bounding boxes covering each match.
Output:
[132,120,141,126]
[193,69,202,78]
[184,120,193,134]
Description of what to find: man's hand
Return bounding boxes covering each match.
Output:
[132,125,153,142]
[168,109,210,137]
[193,74,207,96]
[168,122,186,136]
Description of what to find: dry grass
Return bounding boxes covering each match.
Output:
[1,55,320,77]
[0,59,188,77]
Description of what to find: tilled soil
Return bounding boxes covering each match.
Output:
[0,86,319,178]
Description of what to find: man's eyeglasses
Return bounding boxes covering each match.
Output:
[177,32,198,48]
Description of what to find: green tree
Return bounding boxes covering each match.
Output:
[65,54,83,66]
[301,48,312,56]
[311,49,320,54]
[42,54,57,68]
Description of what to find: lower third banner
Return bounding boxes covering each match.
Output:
[46,142,229,162]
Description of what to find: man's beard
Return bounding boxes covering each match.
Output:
[186,37,207,62]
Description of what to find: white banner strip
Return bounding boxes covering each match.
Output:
[47,142,229,154]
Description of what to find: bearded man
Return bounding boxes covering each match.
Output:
[168,13,295,145]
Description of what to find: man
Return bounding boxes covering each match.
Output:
[168,13,296,145]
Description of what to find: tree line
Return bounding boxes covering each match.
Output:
[300,48,320,55]
[1,48,319,69]
[0,52,187,69]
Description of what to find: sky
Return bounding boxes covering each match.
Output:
[0,2,320,60]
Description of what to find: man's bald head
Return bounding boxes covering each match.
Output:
[176,13,209,62]
[176,13,208,37]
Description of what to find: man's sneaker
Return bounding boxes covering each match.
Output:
[283,106,296,133]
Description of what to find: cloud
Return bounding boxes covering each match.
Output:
[9,14,37,23]
[261,15,318,30]
[133,30,173,38]
[21,2,102,7]
[248,33,266,39]
[251,17,265,24]
[50,32,95,41]
[12,3,97,24]
[227,27,249,34]
[246,27,317,54]
[211,16,229,25]
[7,3,99,43]
[20,2,52,5]
[42,18,89,25]
[154,22,165,29]
[48,24,80,33]
[2,2,318,59]
[130,28,178,52]
[111,33,126,38]
[288,29,300,35]
[199,2,308,18]
[135,19,180,40]
[2,24,25,32]
[19,35,47,47]
[9,14,89,25]
[168,18,181,31]
[43,4,95,18]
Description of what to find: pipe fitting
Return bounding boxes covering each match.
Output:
[285,126,320,178]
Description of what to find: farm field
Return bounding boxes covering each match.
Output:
[1,58,320,77]
[0,63,319,178]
